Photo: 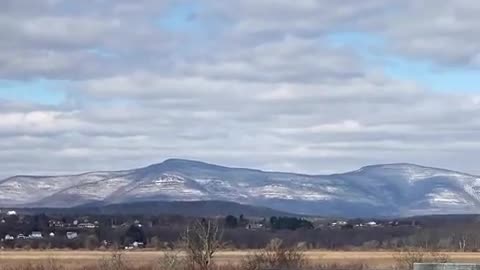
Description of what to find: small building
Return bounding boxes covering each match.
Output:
[78,222,96,229]
[49,232,55,237]
[132,241,144,248]
[6,211,17,216]
[124,241,145,250]
[29,231,43,239]
[16,234,26,239]
[366,221,378,227]
[66,232,78,240]
[49,220,65,228]
[246,223,264,230]
[388,221,400,226]
[4,234,14,241]
[329,221,347,227]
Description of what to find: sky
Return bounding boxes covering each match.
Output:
[1,0,480,177]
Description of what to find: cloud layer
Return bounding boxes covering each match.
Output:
[1,0,480,177]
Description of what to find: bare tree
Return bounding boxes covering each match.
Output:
[183,219,223,270]
[459,235,467,252]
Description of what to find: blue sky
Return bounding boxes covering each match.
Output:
[385,59,480,93]
[328,31,480,93]
[0,80,65,105]
[157,2,201,33]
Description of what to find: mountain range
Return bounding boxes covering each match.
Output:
[1,159,480,217]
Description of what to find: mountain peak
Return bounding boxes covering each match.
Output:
[356,163,471,176]
[141,158,230,172]
[162,158,208,166]
[358,163,426,171]
[162,158,226,168]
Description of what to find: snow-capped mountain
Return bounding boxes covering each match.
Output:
[2,159,480,217]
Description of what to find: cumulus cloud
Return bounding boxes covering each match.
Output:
[1,0,480,178]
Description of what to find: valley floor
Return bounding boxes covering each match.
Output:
[1,250,480,268]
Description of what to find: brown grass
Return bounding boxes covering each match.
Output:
[0,250,478,269]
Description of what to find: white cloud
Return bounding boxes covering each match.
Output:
[1,0,480,178]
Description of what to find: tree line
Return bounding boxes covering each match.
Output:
[2,213,480,251]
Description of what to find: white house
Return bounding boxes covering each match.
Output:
[132,241,144,248]
[6,211,17,216]
[246,223,264,230]
[78,222,96,229]
[4,234,14,241]
[329,221,347,227]
[29,231,43,239]
[366,221,377,227]
[66,232,78,240]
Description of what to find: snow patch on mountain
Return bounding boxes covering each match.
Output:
[2,159,480,216]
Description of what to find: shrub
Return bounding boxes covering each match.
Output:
[154,251,186,270]
[241,238,306,270]
[393,248,450,270]
[97,252,130,270]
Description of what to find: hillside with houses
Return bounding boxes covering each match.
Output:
[1,208,471,251]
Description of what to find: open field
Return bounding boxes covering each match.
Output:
[1,251,480,268]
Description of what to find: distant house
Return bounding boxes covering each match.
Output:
[66,232,78,240]
[6,211,17,216]
[29,231,43,239]
[125,241,145,249]
[49,232,55,237]
[16,234,26,239]
[78,222,96,229]
[132,241,144,248]
[4,234,14,241]
[388,221,400,226]
[49,220,65,228]
[366,221,377,227]
[246,223,264,230]
[329,221,348,227]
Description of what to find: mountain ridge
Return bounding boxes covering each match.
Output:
[4,159,473,180]
[1,159,480,217]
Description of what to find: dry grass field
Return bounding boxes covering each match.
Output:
[1,251,480,269]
